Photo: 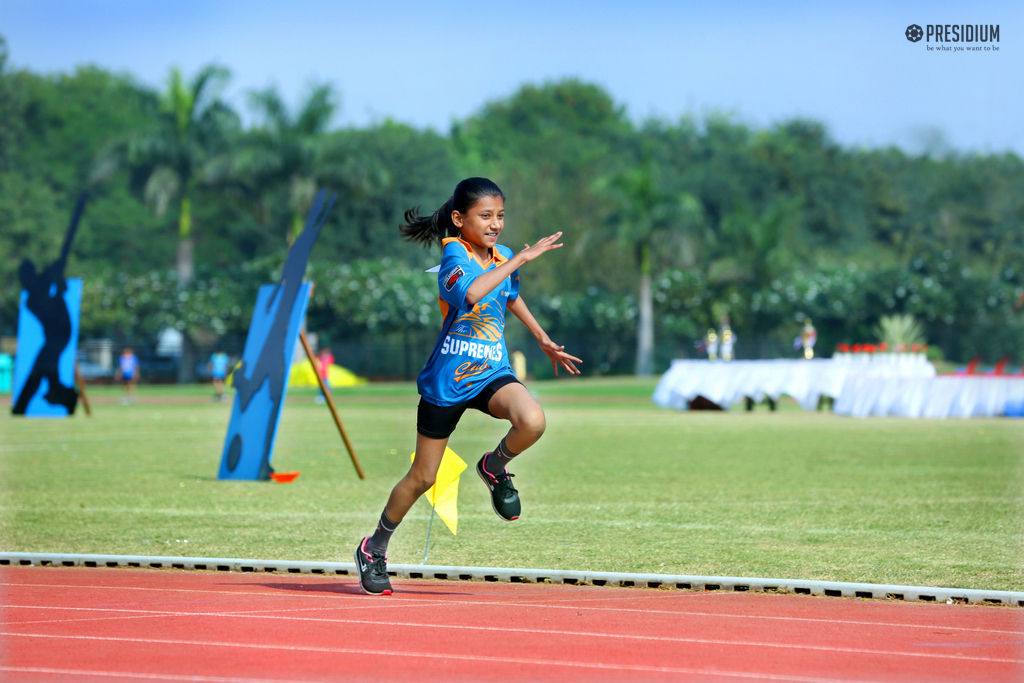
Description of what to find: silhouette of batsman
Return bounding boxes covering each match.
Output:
[12,193,87,416]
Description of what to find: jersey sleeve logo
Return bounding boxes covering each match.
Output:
[443,265,465,291]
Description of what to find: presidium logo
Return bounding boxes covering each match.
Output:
[905,23,1001,51]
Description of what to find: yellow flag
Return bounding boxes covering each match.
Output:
[411,447,467,535]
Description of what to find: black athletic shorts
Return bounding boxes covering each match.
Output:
[417,374,522,439]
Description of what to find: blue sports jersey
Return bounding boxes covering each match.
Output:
[209,352,230,378]
[118,353,138,378]
[417,238,520,406]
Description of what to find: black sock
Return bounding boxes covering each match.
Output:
[484,437,519,475]
[365,510,397,555]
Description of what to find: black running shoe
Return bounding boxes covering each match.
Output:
[354,537,392,595]
[477,454,521,521]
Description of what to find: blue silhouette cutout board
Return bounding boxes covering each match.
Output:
[217,282,311,480]
[12,279,81,417]
[217,188,332,481]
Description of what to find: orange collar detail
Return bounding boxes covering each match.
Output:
[442,237,507,268]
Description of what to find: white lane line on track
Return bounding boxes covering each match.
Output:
[2,581,486,603]
[6,603,377,626]
[2,582,349,598]
[3,613,1021,663]
[487,590,713,604]
[420,598,1024,635]
[0,642,900,683]
[4,582,1019,635]
[3,599,448,624]
[11,615,194,627]
[0,667,314,683]
[2,583,445,608]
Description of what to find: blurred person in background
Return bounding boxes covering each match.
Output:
[314,346,334,404]
[208,347,230,402]
[115,347,139,404]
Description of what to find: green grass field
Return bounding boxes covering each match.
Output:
[2,377,1022,591]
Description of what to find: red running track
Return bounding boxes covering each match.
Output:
[1,566,1021,682]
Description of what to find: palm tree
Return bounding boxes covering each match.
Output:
[150,66,234,284]
[92,65,236,382]
[600,160,701,375]
[210,83,338,244]
[100,65,235,286]
[715,197,801,288]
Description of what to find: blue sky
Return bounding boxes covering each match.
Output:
[2,0,1020,154]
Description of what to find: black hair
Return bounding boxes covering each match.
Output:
[400,177,505,247]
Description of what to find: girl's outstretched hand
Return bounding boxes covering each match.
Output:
[539,338,582,376]
[518,232,564,263]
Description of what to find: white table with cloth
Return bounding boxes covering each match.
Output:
[653,359,850,411]
[650,354,1024,418]
[832,375,1024,418]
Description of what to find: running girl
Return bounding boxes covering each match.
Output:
[355,177,581,595]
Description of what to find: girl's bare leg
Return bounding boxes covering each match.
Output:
[475,381,543,521]
[486,382,546,454]
[383,433,448,523]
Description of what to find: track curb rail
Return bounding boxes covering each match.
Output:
[3,552,1021,607]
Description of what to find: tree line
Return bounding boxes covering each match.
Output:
[2,37,1022,379]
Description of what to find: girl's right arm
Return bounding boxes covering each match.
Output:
[464,232,564,307]
[507,295,581,376]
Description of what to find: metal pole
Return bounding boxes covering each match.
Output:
[422,505,436,564]
[74,363,92,417]
[299,328,365,479]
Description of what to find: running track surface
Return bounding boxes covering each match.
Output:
[2,566,1021,682]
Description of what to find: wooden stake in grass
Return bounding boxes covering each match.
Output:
[299,329,365,479]
[74,363,92,417]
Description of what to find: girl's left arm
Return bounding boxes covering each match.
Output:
[507,295,582,376]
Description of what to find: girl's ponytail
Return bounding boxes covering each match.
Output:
[400,177,505,248]
[399,196,458,247]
